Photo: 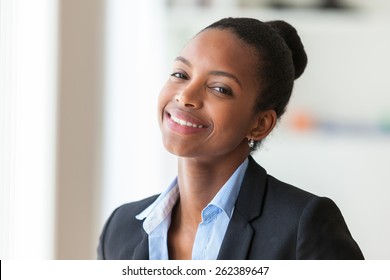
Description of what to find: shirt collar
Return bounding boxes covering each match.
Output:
[204,158,248,219]
[136,158,249,233]
[135,178,179,234]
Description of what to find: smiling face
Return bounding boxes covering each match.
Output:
[158,28,271,162]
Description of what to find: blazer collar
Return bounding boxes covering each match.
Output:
[217,156,268,259]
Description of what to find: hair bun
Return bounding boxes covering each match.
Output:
[266,20,307,79]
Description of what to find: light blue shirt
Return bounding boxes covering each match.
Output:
[135,158,249,260]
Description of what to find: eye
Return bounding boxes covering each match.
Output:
[170,72,188,80]
[210,86,233,96]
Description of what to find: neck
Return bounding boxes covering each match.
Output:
[175,152,249,226]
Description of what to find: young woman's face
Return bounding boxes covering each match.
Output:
[158,28,262,160]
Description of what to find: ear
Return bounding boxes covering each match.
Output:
[247,110,277,141]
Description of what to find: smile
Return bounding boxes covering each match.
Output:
[170,115,204,128]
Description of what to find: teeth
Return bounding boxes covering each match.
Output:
[171,115,204,128]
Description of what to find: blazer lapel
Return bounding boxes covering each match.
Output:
[217,156,268,259]
[217,210,254,259]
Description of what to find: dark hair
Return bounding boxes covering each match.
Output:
[203,17,308,150]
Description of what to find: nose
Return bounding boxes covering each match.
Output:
[175,82,203,108]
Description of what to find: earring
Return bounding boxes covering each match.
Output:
[248,138,254,148]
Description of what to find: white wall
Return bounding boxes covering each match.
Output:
[0,0,58,259]
[101,0,174,227]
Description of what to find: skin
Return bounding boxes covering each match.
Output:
[157,28,277,259]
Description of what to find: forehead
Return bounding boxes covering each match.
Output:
[179,28,258,74]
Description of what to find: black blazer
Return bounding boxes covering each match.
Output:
[97,156,364,259]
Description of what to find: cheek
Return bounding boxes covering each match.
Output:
[212,104,253,137]
[157,84,171,114]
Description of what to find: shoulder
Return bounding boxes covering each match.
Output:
[242,157,364,259]
[241,156,318,218]
[245,156,333,213]
[295,194,364,259]
[264,174,319,215]
[97,194,158,260]
[250,160,339,226]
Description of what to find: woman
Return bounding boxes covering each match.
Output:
[98,17,364,260]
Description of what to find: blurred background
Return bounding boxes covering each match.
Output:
[1,0,389,259]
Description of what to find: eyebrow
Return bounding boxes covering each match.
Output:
[209,70,242,88]
[175,56,192,67]
[174,56,243,88]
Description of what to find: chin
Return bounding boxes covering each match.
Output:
[162,141,198,158]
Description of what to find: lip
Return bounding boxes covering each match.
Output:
[164,108,209,135]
